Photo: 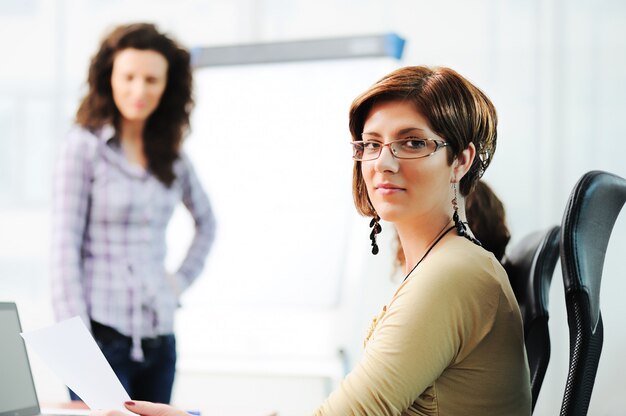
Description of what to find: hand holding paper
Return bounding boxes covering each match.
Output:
[21,317,130,412]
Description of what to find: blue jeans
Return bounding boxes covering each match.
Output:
[69,321,176,404]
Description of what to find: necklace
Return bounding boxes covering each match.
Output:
[402,223,456,282]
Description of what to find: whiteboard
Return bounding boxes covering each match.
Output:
[167,58,400,310]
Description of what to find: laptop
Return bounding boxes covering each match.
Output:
[0,302,86,416]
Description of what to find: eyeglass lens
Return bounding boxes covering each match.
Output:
[352,139,442,160]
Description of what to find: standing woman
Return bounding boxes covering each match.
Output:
[51,23,216,404]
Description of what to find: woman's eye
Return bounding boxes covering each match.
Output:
[403,138,427,149]
[363,142,382,150]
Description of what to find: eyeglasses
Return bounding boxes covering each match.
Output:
[350,137,449,161]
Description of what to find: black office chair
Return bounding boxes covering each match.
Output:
[502,225,560,412]
[559,170,626,416]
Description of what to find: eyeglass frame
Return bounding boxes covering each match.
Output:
[350,137,450,161]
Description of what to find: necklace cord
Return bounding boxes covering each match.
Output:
[403,225,456,282]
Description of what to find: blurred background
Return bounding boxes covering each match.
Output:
[1,0,625,415]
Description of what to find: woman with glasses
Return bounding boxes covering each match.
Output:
[51,23,216,404]
[315,65,530,415]
[94,66,529,415]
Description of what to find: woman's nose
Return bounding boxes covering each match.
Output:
[374,144,399,173]
[131,79,147,96]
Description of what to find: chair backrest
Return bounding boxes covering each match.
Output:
[559,170,626,416]
[502,225,560,412]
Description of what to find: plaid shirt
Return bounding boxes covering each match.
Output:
[51,125,216,360]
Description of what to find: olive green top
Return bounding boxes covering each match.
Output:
[315,237,531,416]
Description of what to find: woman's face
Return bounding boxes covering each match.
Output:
[111,48,168,123]
[360,100,455,226]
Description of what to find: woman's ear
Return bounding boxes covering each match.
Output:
[453,142,476,181]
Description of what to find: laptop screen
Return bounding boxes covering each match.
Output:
[0,302,41,416]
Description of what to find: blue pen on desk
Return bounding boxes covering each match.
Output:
[186,410,201,416]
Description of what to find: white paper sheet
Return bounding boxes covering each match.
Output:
[21,316,130,412]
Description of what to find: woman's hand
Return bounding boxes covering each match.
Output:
[91,401,190,416]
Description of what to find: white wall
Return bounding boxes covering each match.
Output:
[1,1,625,415]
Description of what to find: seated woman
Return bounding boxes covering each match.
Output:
[465,179,511,261]
[94,66,530,416]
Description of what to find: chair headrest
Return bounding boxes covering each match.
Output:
[561,170,626,329]
[503,225,560,324]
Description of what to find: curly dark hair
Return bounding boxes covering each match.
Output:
[349,66,497,217]
[75,22,193,186]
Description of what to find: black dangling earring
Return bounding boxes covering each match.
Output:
[369,215,382,255]
[452,182,482,246]
[451,182,466,237]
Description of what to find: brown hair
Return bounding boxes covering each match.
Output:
[465,180,510,261]
[349,66,497,216]
[75,23,193,186]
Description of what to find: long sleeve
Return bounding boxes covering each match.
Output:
[50,128,97,327]
[173,153,216,292]
[315,240,529,416]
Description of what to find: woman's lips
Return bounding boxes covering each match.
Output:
[375,183,405,195]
